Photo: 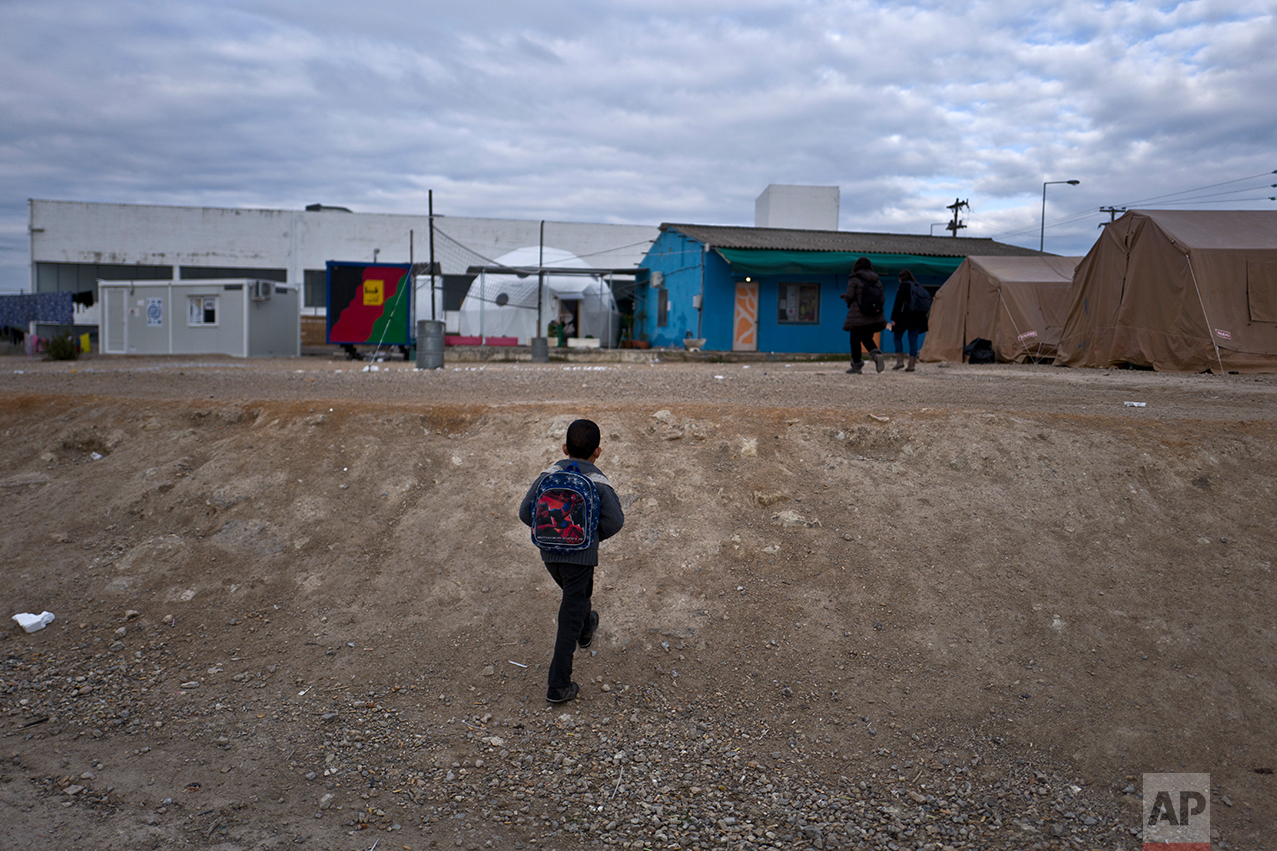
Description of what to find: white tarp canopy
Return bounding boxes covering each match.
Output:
[456,247,619,345]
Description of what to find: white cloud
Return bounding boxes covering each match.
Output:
[1,0,1275,292]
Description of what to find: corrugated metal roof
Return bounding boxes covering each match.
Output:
[660,223,1046,258]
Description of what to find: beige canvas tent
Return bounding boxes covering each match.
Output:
[1056,210,1277,373]
[919,255,1082,363]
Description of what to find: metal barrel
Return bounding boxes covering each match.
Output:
[530,336,549,363]
[416,320,445,370]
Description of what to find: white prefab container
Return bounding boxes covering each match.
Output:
[97,279,300,357]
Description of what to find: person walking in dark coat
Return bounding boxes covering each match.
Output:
[890,269,930,372]
[841,257,887,374]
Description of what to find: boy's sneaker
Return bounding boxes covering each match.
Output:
[546,682,580,703]
[579,611,599,648]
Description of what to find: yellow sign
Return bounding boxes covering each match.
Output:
[362,279,384,306]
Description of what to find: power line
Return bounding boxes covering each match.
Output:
[989,168,1277,241]
[992,208,1101,241]
[1126,184,1276,205]
[1119,169,1277,207]
[1140,194,1277,207]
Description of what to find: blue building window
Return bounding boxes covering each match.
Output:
[778,282,820,324]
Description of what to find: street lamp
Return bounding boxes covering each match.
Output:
[1041,180,1080,252]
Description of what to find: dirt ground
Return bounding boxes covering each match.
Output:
[1,352,1274,851]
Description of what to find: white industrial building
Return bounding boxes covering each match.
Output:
[26,199,659,348]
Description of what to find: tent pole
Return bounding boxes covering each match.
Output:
[1186,252,1225,374]
[997,289,1033,362]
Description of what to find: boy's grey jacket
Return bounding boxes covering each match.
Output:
[519,458,625,566]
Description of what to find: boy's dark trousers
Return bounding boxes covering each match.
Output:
[544,561,594,691]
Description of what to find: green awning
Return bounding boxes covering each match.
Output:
[715,248,964,278]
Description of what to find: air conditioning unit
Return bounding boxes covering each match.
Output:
[250,280,273,301]
[649,271,664,289]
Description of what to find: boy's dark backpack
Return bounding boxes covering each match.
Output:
[858,275,885,316]
[907,280,933,315]
[530,462,600,554]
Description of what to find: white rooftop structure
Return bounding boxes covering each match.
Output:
[754,184,840,230]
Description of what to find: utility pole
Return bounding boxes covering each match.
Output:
[428,191,437,321]
[1099,206,1126,223]
[945,198,969,237]
[537,220,545,338]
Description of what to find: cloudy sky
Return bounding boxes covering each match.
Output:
[2,0,1275,293]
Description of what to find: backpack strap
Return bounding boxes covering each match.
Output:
[542,460,610,488]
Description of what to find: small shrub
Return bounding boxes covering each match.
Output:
[45,333,80,361]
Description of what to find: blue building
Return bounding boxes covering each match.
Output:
[635,224,1044,353]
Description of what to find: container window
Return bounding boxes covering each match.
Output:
[188,295,219,326]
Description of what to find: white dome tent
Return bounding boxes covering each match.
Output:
[456,247,620,346]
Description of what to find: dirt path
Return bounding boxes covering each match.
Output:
[2,354,1274,850]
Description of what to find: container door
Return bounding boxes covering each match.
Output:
[102,288,126,354]
[732,281,758,352]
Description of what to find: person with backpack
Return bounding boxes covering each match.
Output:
[518,418,624,703]
[889,269,931,372]
[840,257,887,374]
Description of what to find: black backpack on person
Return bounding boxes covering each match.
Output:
[858,276,885,316]
[908,280,933,315]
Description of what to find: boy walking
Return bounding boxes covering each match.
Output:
[519,419,624,703]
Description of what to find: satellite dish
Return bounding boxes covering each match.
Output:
[495,293,509,307]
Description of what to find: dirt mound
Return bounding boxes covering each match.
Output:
[1,358,1274,849]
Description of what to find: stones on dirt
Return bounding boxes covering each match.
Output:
[651,409,684,440]
[772,509,821,528]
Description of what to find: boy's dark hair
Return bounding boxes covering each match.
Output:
[853,256,873,272]
[565,419,601,458]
